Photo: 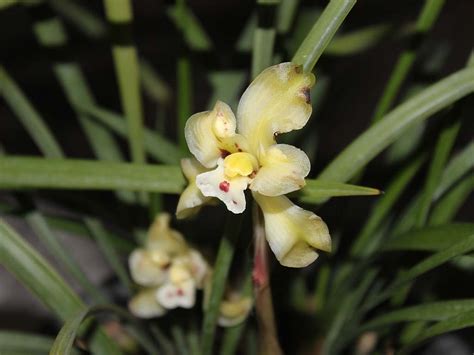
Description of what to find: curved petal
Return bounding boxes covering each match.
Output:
[156,279,196,309]
[250,144,310,196]
[218,294,253,327]
[129,249,166,287]
[253,193,331,268]
[185,100,244,168]
[128,288,166,318]
[237,62,315,154]
[146,213,189,257]
[176,158,214,219]
[196,158,250,214]
[188,250,209,288]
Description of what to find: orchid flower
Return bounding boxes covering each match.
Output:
[128,213,209,318]
[176,62,331,268]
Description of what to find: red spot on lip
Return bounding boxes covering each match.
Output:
[234,143,243,152]
[177,289,184,296]
[219,181,230,192]
[220,149,230,158]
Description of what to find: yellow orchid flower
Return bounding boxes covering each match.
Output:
[128,213,210,318]
[176,62,331,268]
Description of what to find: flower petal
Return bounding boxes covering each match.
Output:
[129,249,166,287]
[253,193,331,268]
[188,250,209,288]
[250,144,310,196]
[218,294,253,327]
[196,158,250,214]
[129,288,166,318]
[185,100,241,168]
[237,62,315,153]
[156,279,196,309]
[176,158,214,219]
[147,213,189,257]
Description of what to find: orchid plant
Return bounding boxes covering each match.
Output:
[0,0,473,355]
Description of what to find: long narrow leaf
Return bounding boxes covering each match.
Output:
[299,179,381,203]
[0,66,63,158]
[0,157,184,193]
[318,67,474,184]
[0,219,120,354]
[292,0,356,72]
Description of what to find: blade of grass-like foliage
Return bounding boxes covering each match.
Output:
[50,304,159,355]
[30,12,135,203]
[175,0,193,151]
[45,215,134,253]
[318,67,474,184]
[383,223,474,252]
[371,0,446,123]
[252,0,279,79]
[325,24,391,55]
[434,140,474,199]
[430,175,474,225]
[207,71,246,110]
[77,103,185,164]
[171,325,190,355]
[322,269,378,355]
[0,0,17,10]
[363,234,474,311]
[85,218,133,293]
[236,13,256,51]
[360,299,474,331]
[415,120,461,227]
[166,4,213,50]
[350,156,425,257]
[276,0,299,34]
[103,0,145,166]
[0,66,63,158]
[0,331,56,355]
[400,310,474,354]
[27,212,108,303]
[0,157,184,193]
[299,179,381,203]
[140,60,172,104]
[50,0,106,39]
[50,0,172,105]
[0,219,120,354]
[292,0,356,72]
[201,214,244,355]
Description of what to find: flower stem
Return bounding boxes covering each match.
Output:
[252,203,283,355]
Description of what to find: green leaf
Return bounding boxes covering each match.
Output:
[77,103,185,164]
[103,0,145,166]
[361,299,474,330]
[400,310,474,354]
[0,331,56,355]
[299,179,381,203]
[0,219,120,354]
[415,120,461,227]
[371,0,446,123]
[292,0,356,72]
[85,218,133,293]
[434,140,474,199]
[364,234,474,311]
[430,175,474,225]
[50,304,159,355]
[0,65,64,158]
[350,156,425,257]
[318,67,474,185]
[0,157,184,193]
[383,223,474,252]
[166,5,213,50]
[27,212,108,304]
[325,24,391,55]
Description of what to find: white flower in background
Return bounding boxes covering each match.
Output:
[128,213,209,318]
[176,62,331,268]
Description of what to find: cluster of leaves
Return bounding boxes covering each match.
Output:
[0,0,473,354]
